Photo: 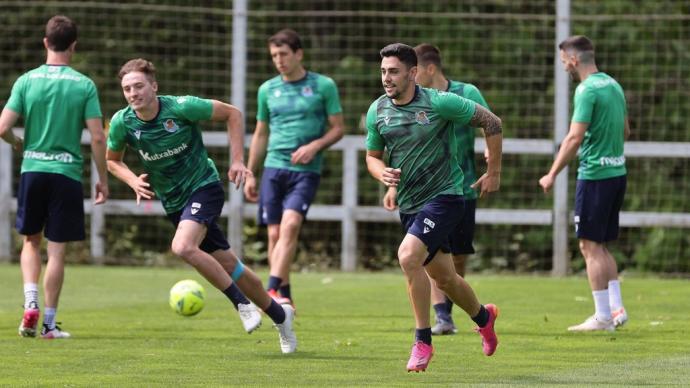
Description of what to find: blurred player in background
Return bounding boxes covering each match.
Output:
[366,43,503,372]
[244,29,344,308]
[382,43,491,335]
[106,59,296,353]
[539,35,630,332]
[0,15,109,339]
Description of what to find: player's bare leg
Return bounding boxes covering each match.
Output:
[568,239,615,332]
[18,234,41,337]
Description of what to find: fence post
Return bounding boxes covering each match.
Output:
[90,158,105,264]
[0,141,12,261]
[341,139,358,271]
[552,0,571,276]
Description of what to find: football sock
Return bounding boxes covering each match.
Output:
[608,280,624,311]
[593,289,611,321]
[43,307,56,330]
[445,296,453,316]
[267,276,282,292]
[23,283,39,310]
[263,299,286,324]
[415,328,432,345]
[472,304,490,327]
[222,283,250,309]
[279,284,292,301]
[433,303,451,323]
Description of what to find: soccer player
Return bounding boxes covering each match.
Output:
[106,59,296,353]
[366,43,503,372]
[244,29,344,307]
[539,35,630,331]
[0,15,109,339]
[382,43,491,336]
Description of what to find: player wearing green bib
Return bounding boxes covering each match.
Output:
[366,43,503,372]
[106,59,297,353]
[0,16,109,340]
[244,29,344,307]
[539,36,630,332]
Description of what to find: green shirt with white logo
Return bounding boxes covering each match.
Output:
[256,71,342,174]
[5,64,102,182]
[572,72,627,180]
[448,80,490,200]
[107,95,219,214]
[366,86,476,213]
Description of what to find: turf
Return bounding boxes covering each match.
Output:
[0,264,688,386]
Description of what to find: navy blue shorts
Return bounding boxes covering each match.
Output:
[574,175,626,243]
[258,167,320,225]
[399,195,465,265]
[16,172,85,242]
[167,182,230,254]
[449,198,476,255]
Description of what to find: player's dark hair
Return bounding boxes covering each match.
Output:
[414,43,442,69]
[118,58,157,82]
[268,29,303,52]
[45,15,77,52]
[559,35,595,64]
[380,43,417,69]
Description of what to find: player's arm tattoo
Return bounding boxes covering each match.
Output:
[469,104,502,137]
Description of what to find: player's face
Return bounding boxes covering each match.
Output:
[415,63,433,88]
[559,50,579,81]
[121,71,158,112]
[269,44,303,77]
[381,56,416,100]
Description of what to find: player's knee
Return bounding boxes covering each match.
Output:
[170,239,197,259]
[267,227,280,243]
[281,217,302,237]
[398,245,422,273]
[578,239,599,259]
[24,234,41,247]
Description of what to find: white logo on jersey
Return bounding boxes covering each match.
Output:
[138,143,188,161]
[191,202,201,215]
[301,85,313,97]
[274,90,282,98]
[164,119,179,133]
[176,97,188,104]
[134,130,141,139]
[384,116,390,125]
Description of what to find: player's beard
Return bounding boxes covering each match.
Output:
[568,68,580,82]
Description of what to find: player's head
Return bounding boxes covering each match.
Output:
[118,58,159,112]
[268,29,304,77]
[414,43,443,87]
[379,43,418,100]
[558,35,595,81]
[44,15,77,53]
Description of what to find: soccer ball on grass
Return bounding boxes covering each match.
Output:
[169,279,206,316]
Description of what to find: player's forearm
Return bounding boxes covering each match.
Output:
[247,131,268,174]
[226,109,245,165]
[310,124,344,152]
[90,134,109,184]
[484,134,503,176]
[107,160,139,188]
[0,109,20,145]
[365,154,387,183]
[470,105,502,138]
[548,134,580,177]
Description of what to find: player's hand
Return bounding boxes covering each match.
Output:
[471,172,500,198]
[538,174,555,194]
[228,161,251,190]
[243,174,258,202]
[12,136,23,152]
[382,186,398,211]
[291,143,318,165]
[131,173,154,205]
[94,181,109,205]
[381,167,401,187]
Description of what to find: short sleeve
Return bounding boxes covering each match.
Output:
[106,111,127,152]
[365,102,384,151]
[256,83,269,122]
[572,85,594,124]
[431,90,476,125]
[174,96,213,122]
[319,76,343,115]
[84,80,103,120]
[5,76,26,115]
[464,84,490,111]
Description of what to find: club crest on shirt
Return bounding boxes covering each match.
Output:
[415,111,430,125]
[301,85,313,97]
[164,119,179,133]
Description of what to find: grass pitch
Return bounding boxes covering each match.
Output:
[0,264,688,386]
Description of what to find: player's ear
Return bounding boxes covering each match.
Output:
[295,48,304,62]
[43,37,50,50]
[409,65,417,81]
[151,81,158,93]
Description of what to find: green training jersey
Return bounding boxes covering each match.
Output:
[572,72,627,180]
[5,64,102,182]
[448,80,490,200]
[256,71,342,174]
[107,95,219,214]
[366,86,476,213]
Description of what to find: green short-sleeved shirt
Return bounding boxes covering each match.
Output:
[256,71,342,174]
[366,86,476,213]
[5,65,102,182]
[572,72,627,180]
[107,95,219,214]
[447,80,490,199]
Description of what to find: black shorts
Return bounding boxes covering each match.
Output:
[449,198,476,255]
[258,167,320,225]
[16,172,85,242]
[167,182,230,253]
[399,195,465,265]
[574,175,626,243]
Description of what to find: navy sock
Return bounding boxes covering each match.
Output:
[263,299,286,324]
[472,305,490,327]
[267,276,282,292]
[279,284,292,301]
[415,328,432,345]
[445,296,454,316]
[222,283,250,309]
[433,303,451,322]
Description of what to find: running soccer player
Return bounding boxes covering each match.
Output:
[366,43,503,372]
[106,58,296,353]
[539,35,630,331]
[0,15,109,339]
[244,29,344,308]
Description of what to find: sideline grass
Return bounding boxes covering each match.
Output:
[0,264,688,386]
